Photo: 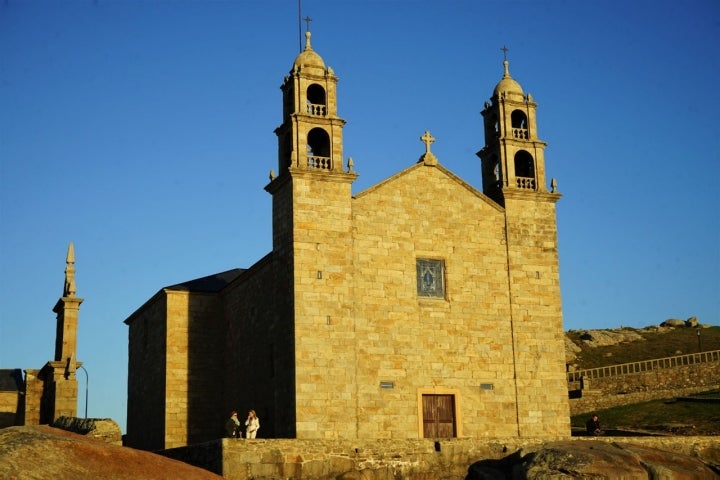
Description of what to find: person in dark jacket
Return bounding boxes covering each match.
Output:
[586,414,603,435]
[225,411,241,438]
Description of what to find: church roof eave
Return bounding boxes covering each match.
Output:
[123,268,245,326]
[165,268,245,293]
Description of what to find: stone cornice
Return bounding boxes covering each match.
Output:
[503,188,562,204]
[265,168,357,195]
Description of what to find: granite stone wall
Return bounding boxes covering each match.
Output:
[125,294,167,451]
[570,361,720,415]
[161,436,719,480]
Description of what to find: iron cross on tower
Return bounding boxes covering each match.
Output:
[304,16,312,32]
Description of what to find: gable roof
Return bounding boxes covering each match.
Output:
[354,160,504,213]
[124,268,245,325]
[165,268,245,293]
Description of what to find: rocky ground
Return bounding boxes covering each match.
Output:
[564,317,712,366]
[1,425,718,480]
[0,425,223,480]
[468,440,720,480]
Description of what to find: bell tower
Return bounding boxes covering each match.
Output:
[478,49,556,206]
[478,51,570,437]
[274,28,347,176]
[265,26,359,438]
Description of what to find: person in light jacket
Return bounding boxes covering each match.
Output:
[245,409,260,438]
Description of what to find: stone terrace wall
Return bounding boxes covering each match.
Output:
[569,360,720,415]
[161,436,719,480]
[570,384,720,416]
[569,354,719,393]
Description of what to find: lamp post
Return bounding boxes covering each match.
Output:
[78,365,89,418]
[697,328,702,353]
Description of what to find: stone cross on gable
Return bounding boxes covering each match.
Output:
[421,130,435,155]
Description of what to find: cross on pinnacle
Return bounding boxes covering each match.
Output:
[501,45,509,61]
[421,131,435,154]
[304,16,312,32]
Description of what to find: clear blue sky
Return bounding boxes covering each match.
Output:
[1,1,718,433]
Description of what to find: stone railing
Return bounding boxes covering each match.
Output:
[307,155,332,170]
[516,176,535,189]
[567,350,720,415]
[567,350,720,383]
[512,127,528,139]
[307,103,327,116]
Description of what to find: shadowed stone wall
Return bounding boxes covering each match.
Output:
[161,436,719,480]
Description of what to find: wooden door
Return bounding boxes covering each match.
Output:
[422,394,456,438]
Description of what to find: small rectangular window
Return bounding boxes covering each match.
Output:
[416,259,445,298]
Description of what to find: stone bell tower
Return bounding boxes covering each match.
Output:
[265,24,359,438]
[26,243,84,424]
[478,51,570,436]
[478,50,556,206]
[273,29,347,176]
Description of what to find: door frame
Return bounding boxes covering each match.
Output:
[417,387,462,438]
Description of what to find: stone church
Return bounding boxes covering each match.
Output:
[124,31,570,451]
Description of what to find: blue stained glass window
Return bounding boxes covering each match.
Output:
[417,259,445,298]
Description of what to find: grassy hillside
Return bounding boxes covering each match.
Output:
[567,325,720,436]
[567,325,720,371]
[571,390,720,436]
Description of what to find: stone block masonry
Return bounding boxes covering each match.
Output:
[569,359,720,415]
[161,436,720,480]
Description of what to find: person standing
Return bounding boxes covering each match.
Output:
[245,410,260,438]
[225,411,241,438]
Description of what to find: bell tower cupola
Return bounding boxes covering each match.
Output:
[478,49,557,206]
[274,25,346,176]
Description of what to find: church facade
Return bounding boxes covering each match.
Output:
[124,32,570,451]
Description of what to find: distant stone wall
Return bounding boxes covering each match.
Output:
[570,385,720,416]
[52,416,123,445]
[593,362,718,393]
[0,369,23,428]
[161,436,719,480]
[22,369,43,425]
[569,361,720,415]
[0,391,21,428]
